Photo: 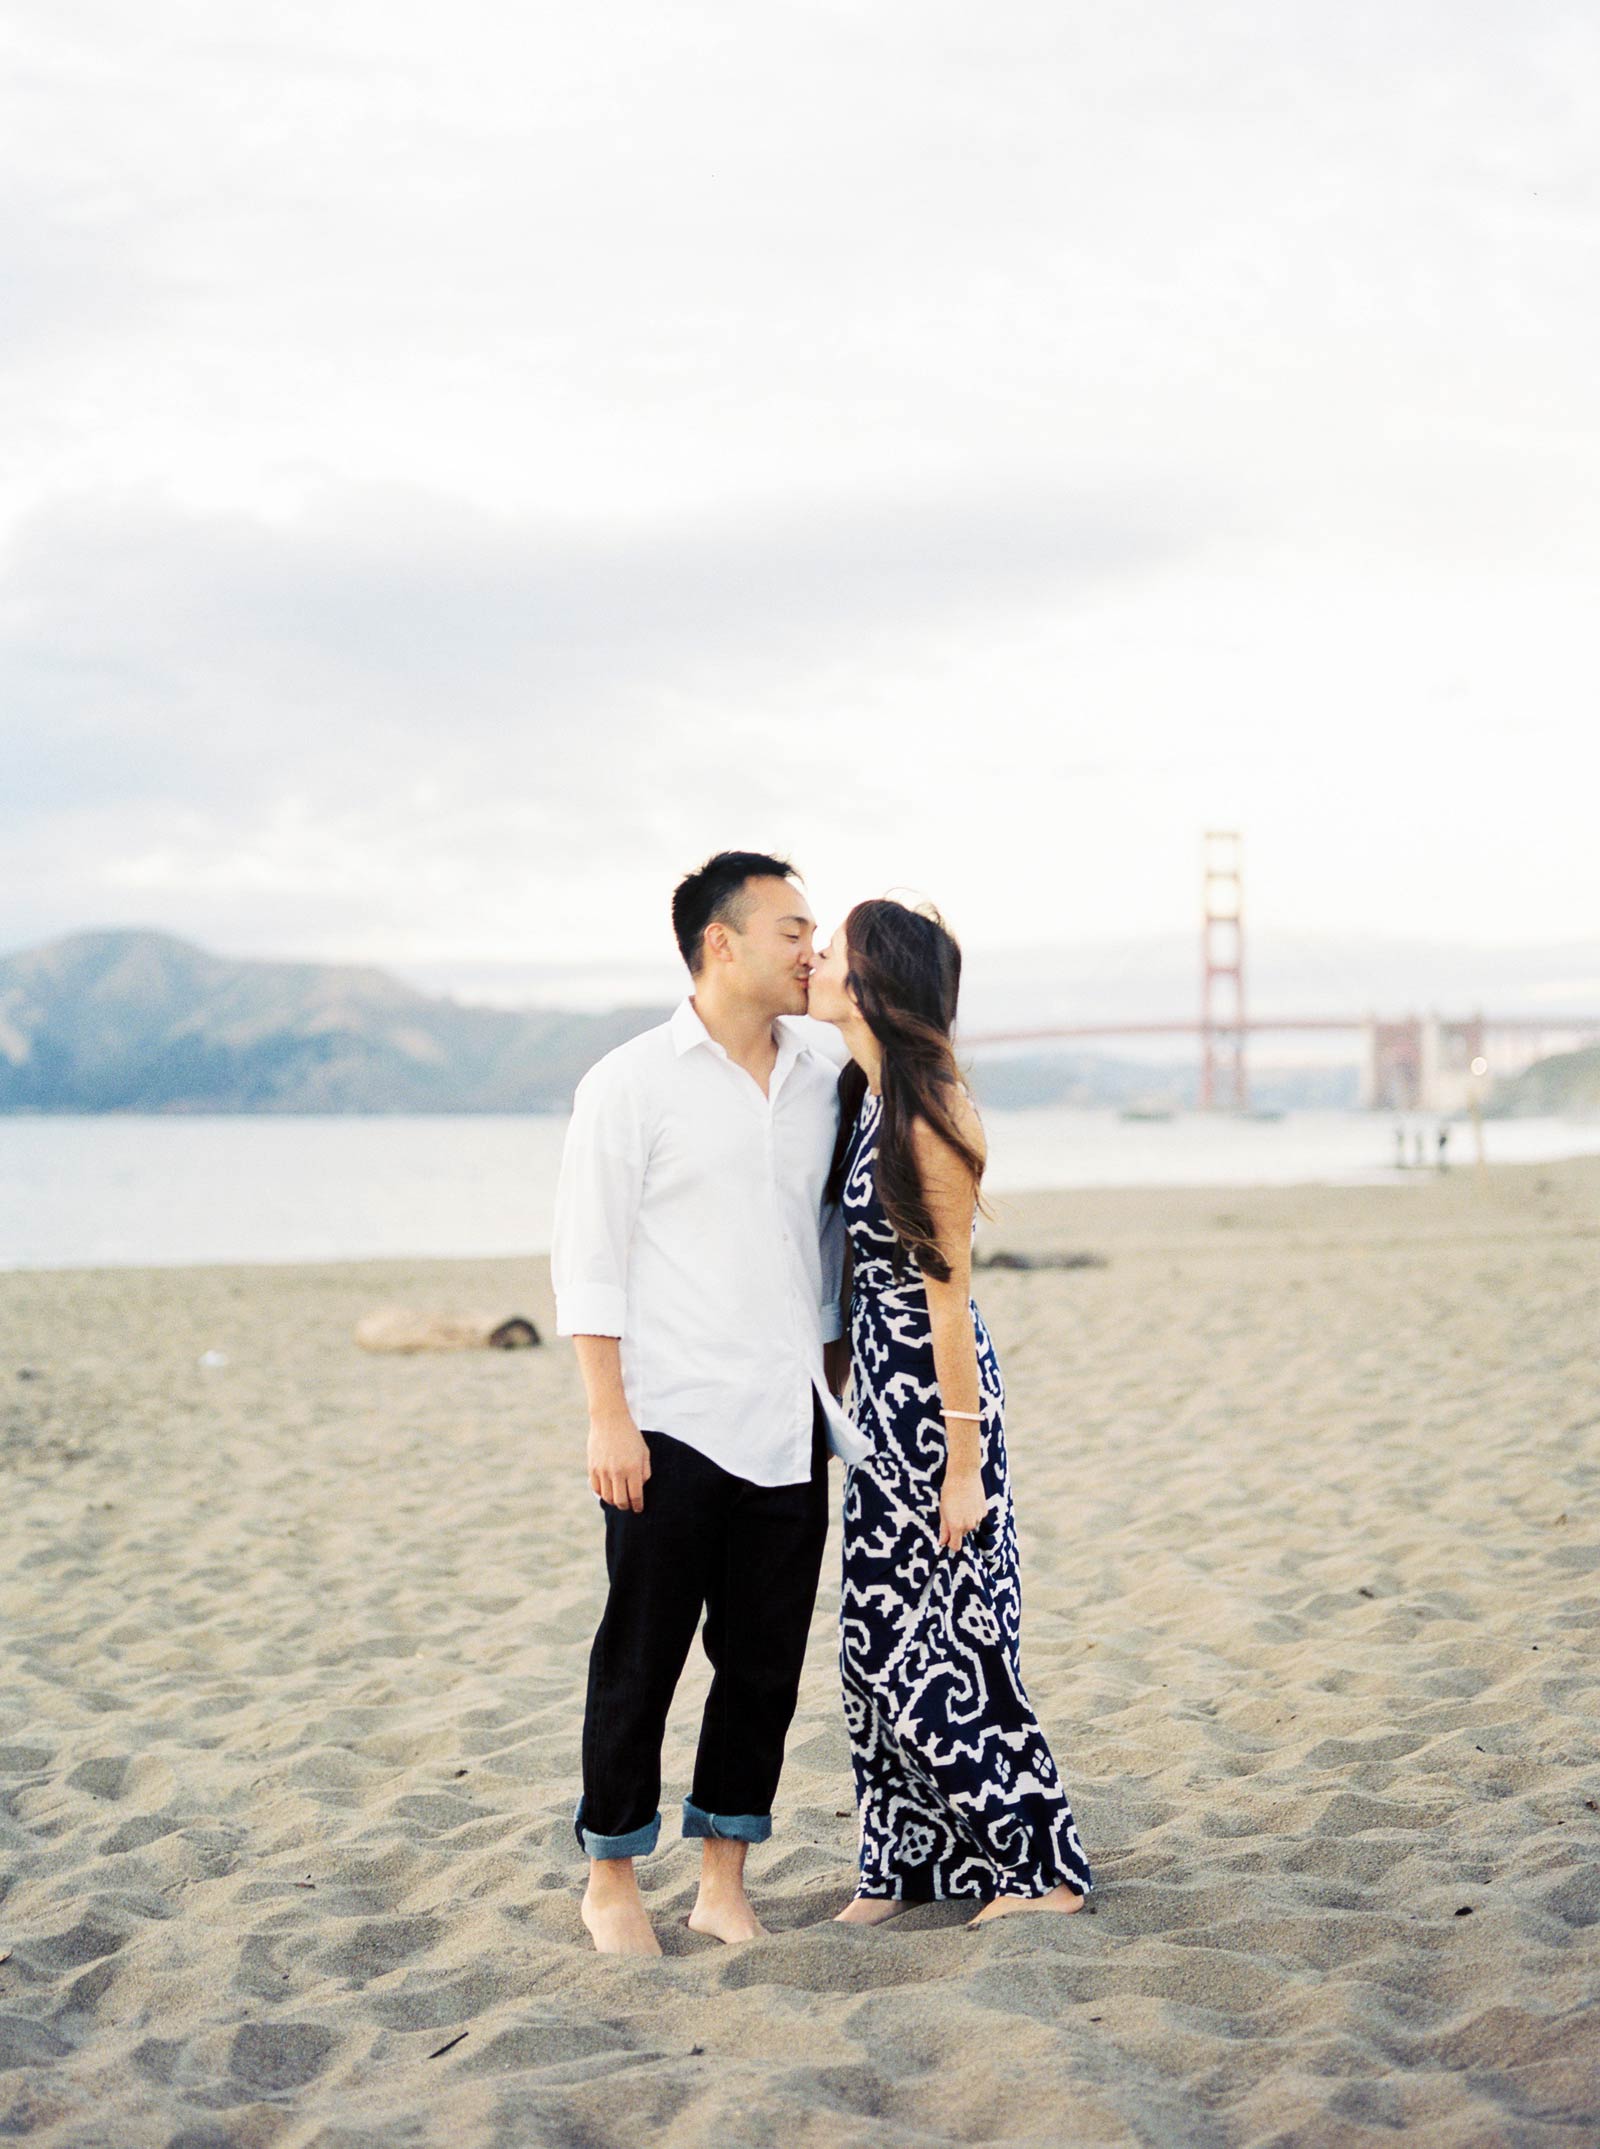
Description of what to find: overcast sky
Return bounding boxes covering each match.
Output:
[3,1,1596,1015]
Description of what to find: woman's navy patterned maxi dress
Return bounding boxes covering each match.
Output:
[839,1089,1093,1902]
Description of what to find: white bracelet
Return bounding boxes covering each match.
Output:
[943,1408,983,1421]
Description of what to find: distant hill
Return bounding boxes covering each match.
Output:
[0,930,669,1113]
[0,928,1365,1116]
[1489,1045,1600,1121]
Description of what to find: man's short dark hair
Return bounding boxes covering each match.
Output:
[672,849,800,974]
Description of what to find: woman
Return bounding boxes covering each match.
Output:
[807,898,1092,1925]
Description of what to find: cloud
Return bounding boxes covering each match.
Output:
[2,476,1180,803]
[0,475,1185,961]
[0,190,164,369]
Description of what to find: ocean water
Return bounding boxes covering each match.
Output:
[3,1108,1598,1272]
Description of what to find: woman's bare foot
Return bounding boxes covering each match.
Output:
[966,1882,1086,1929]
[833,1896,907,1925]
[581,1861,662,1955]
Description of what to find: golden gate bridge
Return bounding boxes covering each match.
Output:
[961,834,1600,1114]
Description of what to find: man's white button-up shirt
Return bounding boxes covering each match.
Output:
[551,996,848,1488]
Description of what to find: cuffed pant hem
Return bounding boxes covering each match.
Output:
[574,1795,660,1861]
[682,1797,771,1843]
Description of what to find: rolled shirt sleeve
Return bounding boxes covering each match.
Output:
[552,1063,647,1338]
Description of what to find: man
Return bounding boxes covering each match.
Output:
[551,849,858,1955]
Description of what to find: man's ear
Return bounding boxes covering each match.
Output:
[703,919,731,966]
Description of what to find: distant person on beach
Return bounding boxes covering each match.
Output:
[1438,1124,1450,1170]
[807,898,1094,1925]
[551,850,856,1956]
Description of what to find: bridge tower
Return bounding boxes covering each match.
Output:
[1200,830,1248,1110]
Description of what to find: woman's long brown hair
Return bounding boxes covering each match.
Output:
[825,897,989,1280]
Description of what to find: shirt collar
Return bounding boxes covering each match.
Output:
[670,995,810,1066]
[669,996,712,1057]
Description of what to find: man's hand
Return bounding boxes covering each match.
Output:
[573,1338,648,1511]
[588,1413,651,1512]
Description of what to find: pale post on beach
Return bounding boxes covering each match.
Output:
[1469,1055,1489,1170]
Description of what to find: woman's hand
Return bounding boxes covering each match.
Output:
[938,1463,987,1555]
[824,1336,850,1400]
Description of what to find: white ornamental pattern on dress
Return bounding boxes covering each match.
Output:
[838,1088,1094,1901]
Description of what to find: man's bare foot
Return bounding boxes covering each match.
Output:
[833,1896,906,1925]
[686,1893,767,1943]
[686,1834,766,1944]
[581,1859,662,1956]
[967,1882,1086,1929]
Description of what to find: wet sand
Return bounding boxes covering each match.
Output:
[2,1155,1597,2146]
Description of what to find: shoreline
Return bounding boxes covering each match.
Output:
[7,1110,1600,1276]
[4,1148,1598,1280]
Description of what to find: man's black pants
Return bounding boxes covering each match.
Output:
[574,1399,830,1860]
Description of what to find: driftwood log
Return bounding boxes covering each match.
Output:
[973,1250,1108,1272]
[355,1309,543,1353]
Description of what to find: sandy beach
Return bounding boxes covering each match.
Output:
[2,1154,1597,2148]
